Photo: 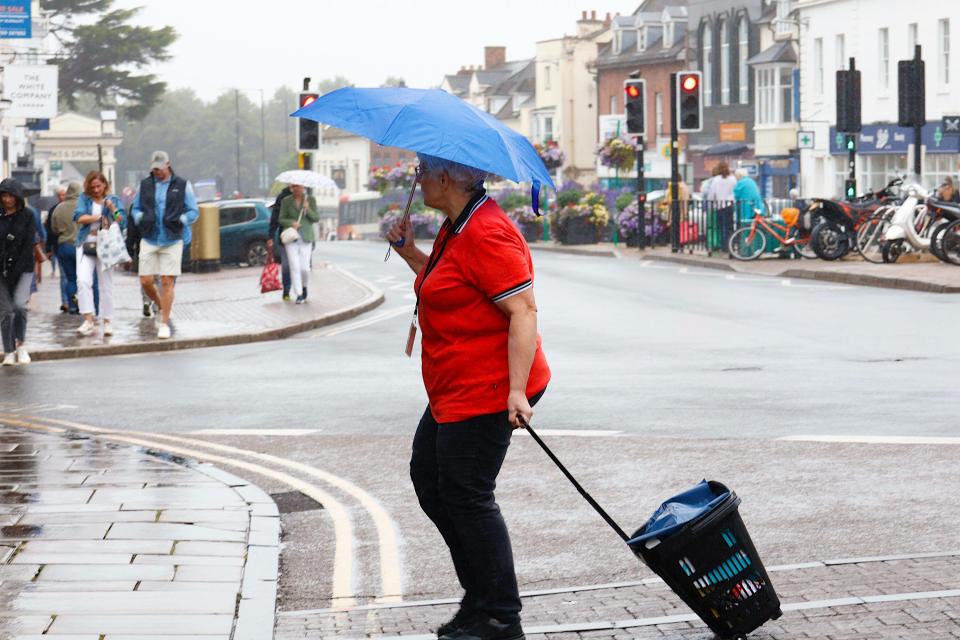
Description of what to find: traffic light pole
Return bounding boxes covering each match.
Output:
[636,136,645,248]
[846,134,856,200]
[669,72,680,253]
[912,45,923,179]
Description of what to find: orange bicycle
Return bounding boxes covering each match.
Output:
[728,207,815,260]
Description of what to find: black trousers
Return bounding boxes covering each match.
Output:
[410,390,544,624]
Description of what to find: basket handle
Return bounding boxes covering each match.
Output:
[518,416,630,543]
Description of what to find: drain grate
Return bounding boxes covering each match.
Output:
[270,491,324,514]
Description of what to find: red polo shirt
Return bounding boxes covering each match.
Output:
[414,193,550,423]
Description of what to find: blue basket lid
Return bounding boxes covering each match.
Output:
[628,480,731,546]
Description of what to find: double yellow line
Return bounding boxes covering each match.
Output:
[0,413,404,607]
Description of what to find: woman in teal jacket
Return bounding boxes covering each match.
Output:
[733,169,763,223]
[278,183,319,304]
[73,171,126,336]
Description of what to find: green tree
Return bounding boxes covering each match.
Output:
[47,0,177,119]
[317,76,351,94]
[382,76,406,88]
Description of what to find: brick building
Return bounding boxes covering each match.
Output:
[593,0,689,188]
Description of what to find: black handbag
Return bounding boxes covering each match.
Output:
[82,239,98,256]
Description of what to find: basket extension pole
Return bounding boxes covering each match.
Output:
[518,417,630,542]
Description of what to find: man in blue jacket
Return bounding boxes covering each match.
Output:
[131,151,198,340]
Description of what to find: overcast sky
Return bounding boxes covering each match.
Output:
[112,0,640,102]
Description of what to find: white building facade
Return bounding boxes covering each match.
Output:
[798,0,959,198]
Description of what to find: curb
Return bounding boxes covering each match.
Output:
[528,243,620,258]
[28,267,385,362]
[638,252,736,272]
[779,268,960,294]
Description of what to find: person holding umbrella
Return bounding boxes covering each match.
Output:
[387,153,550,640]
[277,182,319,304]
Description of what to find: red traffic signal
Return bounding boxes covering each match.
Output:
[625,84,640,99]
[300,93,318,109]
[623,79,646,136]
[681,74,699,93]
[676,71,703,133]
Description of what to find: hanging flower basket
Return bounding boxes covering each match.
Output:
[535,141,566,171]
[597,136,639,173]
[367,166,391,193]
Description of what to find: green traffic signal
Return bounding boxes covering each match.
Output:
[845,138,856,151]
[846,186,856,197]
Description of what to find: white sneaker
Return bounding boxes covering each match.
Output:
[102,320,114,336]
[76,319,95,336]
[157,323,171,340]
[2,353,15,366]
[15,347,30,364]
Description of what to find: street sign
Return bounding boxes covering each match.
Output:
[0,0,30,39]
[943,116,960,135]
[50,161,62,171]
[4,65,58,118]
[797,131,815,149]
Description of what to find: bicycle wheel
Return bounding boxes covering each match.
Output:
[729,226,766,260]
[856,213,890,264]
[929,221,949,261]
[940,220,960,265]
[793,230,817,259]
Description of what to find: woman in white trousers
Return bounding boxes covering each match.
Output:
[73,171,124,336]
[277,183,319,304]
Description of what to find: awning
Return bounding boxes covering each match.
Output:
[704,142,749,156]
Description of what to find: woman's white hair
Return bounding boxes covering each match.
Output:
[417,153,487,192]
[734,168,748,180]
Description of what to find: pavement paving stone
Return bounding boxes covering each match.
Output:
[23,263,382,359]
[0,425,281,638]
[274,555,960,639]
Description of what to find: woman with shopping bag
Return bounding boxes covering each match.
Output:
[277,183,319,304]
[73,171,127,337]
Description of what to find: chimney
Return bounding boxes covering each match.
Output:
[484,46,506,70]
[604,12,611,26]
[582,10,587,19]
[591,10,596,20]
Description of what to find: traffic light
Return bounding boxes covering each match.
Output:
[836,69,862,133]
[297,92,319,151]
[845,179,857,200]
[845,136,856,152]
[897,59,925,127]
[624,79,646,135]
[676,71,703,133]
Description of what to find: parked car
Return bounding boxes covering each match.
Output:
[209,198,272,266]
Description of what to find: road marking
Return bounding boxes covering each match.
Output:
[6,414,403,604]
[780,434,960,445]
[0,403,79,413]
[514,429,622,438]
[190,429,322,436]
[280,550,960,616]
[0,414,357,606]
[316,305,413,338]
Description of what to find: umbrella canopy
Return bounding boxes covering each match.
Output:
[275,170,340,196]
[292,87,555,210]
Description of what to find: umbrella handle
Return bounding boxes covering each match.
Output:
[517,416,630,543]
[384,174,422,262]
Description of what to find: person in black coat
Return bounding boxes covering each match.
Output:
[267,185,293,300]
[0,179,38,365]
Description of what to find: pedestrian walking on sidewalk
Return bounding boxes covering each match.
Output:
[0,179,38,366]
[51,181,83,314]
[131,151,199,339]
[278,183,318,304]
[706,161,738,245]
[387,154,551,640]
[733,168,762,223]
[73,171,125,337]
[267,185,293,300]
[44,184,66,283]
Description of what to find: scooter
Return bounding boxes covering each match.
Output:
[806,177,902,261]
[881,183,938,263]
[926,195,960,263]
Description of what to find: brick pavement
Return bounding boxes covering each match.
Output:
[19,261,382,360]
[0,423,280,639]
[275,555,960,639]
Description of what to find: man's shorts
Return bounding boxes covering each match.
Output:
[139,240,184,276]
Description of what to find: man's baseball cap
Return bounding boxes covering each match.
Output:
[149,150,170,170]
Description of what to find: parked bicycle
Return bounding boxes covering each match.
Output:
[807,177,902,261]
[728,207,815,261]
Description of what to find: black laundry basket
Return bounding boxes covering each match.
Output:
[519,421,781,639]
[629,481,782,639]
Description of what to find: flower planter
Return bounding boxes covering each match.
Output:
[561,217,598,245]
[520,222,541,243]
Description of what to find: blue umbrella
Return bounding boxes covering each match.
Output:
[292,87,556,210]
